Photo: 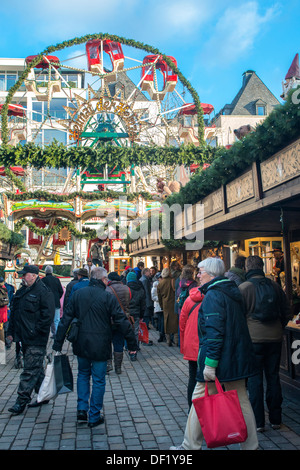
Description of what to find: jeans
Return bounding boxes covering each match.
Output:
[77,356,107,423]
[247,342,283,428]
[92,259,103,267]
[54,308,61,333]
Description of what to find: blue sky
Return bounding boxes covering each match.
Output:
[0,0,299,114]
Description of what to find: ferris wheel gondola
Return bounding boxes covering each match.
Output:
[86,39,124,82]
[24,54,62,101]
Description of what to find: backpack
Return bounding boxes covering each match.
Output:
[248,277,279,322]
[0,286,9,308]
[177,286,190,309]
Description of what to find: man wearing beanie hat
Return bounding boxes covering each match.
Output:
[106,272,131,373]
[126,272,146,359]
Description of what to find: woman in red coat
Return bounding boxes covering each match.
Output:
[179,286,204,409]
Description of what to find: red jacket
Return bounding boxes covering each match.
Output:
[179,287,204,361]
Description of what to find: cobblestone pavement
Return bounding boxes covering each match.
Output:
[0,327,300,453]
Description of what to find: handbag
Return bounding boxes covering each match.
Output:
[192,377,248,448]
[37,361,57,402]
[66,317,80,343]
[53,354,74,395]
[138,320,149,344]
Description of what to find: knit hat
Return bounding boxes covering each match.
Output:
[77,268,89,277]
[108,272,121,281]
[126,272,137,282]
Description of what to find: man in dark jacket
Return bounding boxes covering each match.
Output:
[53,267,137,428]
[41,265,64,336]
[126,271,146,358]
[7,265,55,415]
[239,255,292,432]
[106,271,131,374]
[171,257,259,451]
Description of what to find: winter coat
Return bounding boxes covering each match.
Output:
[196,276,258,383]
[106,280,131,317]
[151,280,162,313]
[41,273,64,308]
[8,277,55,347]
[63,277,78,310]
[225,267,246,286]
[53,278,137,361]
[140,275,154,309]
[69,277,90,297]
[157,276,178,334]
[179,287,204,361]
[239,269,292,343]
[126,280,146,318]
[90,243,103,261]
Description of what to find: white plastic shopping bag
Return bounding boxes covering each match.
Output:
[37,361,57,402]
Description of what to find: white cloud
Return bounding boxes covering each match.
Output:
[201,1,280,67]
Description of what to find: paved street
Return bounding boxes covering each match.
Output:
[0,327,300,453]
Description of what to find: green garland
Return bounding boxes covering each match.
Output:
[3,167,26,192]
[5,189,155,202]
[14,217,98,240]
[0,141,214,169]
[164,88,300,208]
[0,221,24,248]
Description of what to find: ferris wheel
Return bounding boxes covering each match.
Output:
[5,37,214,193]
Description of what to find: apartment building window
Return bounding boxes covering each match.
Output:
[33,129,67,147]
[61,74,80,88]
[0,72,17,91]
[32,98,68,121]
[32,167,68,187]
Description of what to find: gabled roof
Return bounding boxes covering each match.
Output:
[108,73,149,102]
[222,70,280,115]
[285,53,300,80]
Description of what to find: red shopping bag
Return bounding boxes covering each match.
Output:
[192,377,248,448]
[138,321,149,344]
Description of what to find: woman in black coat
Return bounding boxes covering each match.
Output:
[126,271,146,359]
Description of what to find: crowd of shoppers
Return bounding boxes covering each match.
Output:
[3,251,293,444]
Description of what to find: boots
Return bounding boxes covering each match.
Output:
[166,334,172,346]
[114,352,123,374]
[106,358,113,374]
[158,333,166,343]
